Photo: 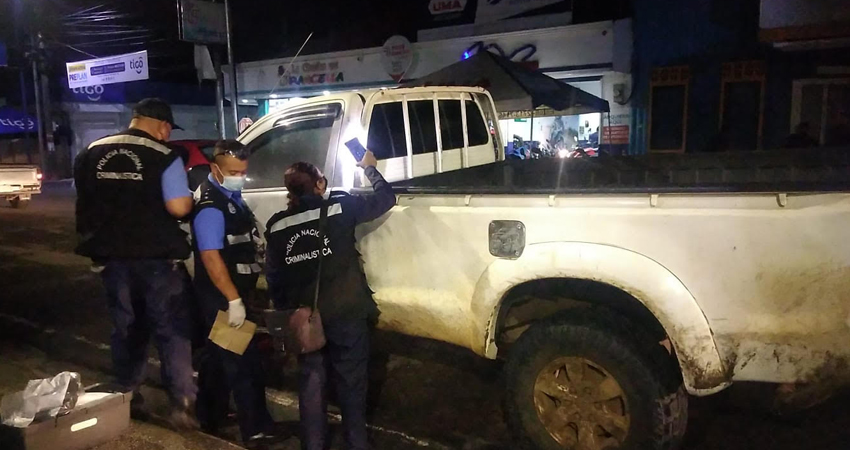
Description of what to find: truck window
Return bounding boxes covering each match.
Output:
[438,100,463,150]
[243,115,336,190]
[368,103,407,160]
[408,100,438,155]
[465,100,490,147]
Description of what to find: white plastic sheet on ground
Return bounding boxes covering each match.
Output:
[0,372,82,427]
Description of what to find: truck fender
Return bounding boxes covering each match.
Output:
[471,241,731,395]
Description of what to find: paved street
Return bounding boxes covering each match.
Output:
[2,186,850,449]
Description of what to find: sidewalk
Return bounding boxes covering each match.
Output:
[0,341,273,450]
[0,315,449,450]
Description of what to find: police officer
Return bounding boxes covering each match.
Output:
[265,151,395,450]
[191,140,275,447]
[74,98,198,429]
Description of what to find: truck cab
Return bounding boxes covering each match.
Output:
[237,87,502,228]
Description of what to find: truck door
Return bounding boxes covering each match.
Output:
[240,102,344,230]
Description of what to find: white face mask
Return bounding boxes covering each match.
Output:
[214,164,246,192]
[221,175,246,192]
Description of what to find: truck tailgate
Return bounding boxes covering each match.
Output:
[0,166,40,193]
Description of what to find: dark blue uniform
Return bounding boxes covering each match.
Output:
[265,166,395,450]
[191,176,273,442]
[74,128,196,405]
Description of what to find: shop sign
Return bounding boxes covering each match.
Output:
[382,35,414,81]
[179,0,227,44]
[602,113,630,145]
[476,0,565,24]
[0,107,37,135]
[279,60,345,87]
[72,85,106,102]
[238,117,254,133]
[430,0,468,15]
[66,51,149,88]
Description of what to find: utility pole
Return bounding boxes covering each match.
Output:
[213,49,226,139]
[30,33,46,171]
[14,0,33,163]
[224,0,238,135]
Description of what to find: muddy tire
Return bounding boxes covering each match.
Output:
[9,197,29,209]
[505,310,688,450]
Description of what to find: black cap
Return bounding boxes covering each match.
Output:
[132,98,183,130]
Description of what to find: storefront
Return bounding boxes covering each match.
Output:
[229,19,634,153]
[60,79,220,162]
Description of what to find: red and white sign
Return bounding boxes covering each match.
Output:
[602,125,629,145]
[238,117,254,134]
[429,0,468,15]
[382,36,415,82]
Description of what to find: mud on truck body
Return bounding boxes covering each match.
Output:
[232,86,850,449]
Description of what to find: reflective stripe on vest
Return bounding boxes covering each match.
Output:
[227,232,253,245]
[236,263,262,274]
[268,203,343,235]
[88,134,172,155]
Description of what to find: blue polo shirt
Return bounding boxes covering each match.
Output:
[193,174,246,251]
[161,158,191,202]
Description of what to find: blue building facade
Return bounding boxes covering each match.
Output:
[629,0,850,154]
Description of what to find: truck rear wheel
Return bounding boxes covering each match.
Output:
[9,197,29,209]
[505,313,688,450]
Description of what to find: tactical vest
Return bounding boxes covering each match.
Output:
[74,129,190,260]
[265,193,377,323]
[191,179,262,300]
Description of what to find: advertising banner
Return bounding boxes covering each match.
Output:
[179,0,227,44]
[0,107,38,135]
[66,51,149,89]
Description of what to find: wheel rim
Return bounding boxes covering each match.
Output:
[533,357,630,450]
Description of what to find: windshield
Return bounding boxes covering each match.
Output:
[243,104,340,190]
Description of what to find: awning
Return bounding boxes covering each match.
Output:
[404,50,610,115]
[0,107,38,135]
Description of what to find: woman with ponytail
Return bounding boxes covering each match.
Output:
[264,150,394,450]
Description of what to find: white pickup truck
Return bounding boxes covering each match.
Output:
[0,165,42,209]
[237,87,850,450]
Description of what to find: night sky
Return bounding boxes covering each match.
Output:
[0,0,627,101]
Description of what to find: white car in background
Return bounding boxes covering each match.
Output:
[0,165,42,209]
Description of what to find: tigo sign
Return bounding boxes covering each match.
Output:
[66,51,149,89]
[429,0,468,15]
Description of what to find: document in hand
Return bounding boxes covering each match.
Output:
[208,311,256,355]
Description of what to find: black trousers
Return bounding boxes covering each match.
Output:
[194,282,273,442]
[299,318,370,450]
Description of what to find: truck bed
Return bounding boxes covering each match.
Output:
[391,148,850,195]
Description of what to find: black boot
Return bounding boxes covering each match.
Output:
[168,397,200,431]
[129,391,150,421]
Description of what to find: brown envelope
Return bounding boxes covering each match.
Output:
[208,311,256,355]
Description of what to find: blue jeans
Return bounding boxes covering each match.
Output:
[100,259,196,403]
[299,319,370,450]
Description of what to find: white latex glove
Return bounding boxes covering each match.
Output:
[228,298,246,328]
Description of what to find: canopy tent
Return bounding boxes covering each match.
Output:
[404,50,610,116]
